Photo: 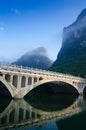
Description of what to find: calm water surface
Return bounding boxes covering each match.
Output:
[0,93,86,130]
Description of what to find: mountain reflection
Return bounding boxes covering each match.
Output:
[0,95,86,130]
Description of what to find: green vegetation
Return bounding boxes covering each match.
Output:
[50,40,86,77]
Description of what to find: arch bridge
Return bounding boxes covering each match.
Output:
[0,64,86,99]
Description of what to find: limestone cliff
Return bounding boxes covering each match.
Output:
[50,8,86,77]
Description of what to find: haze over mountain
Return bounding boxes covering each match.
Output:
[50,8,86,77]
[13,47,53,70]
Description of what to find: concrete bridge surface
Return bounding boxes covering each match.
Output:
[0,64,86,98]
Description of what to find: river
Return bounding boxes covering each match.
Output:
[0,92,86,130]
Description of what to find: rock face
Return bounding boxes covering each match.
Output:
[13,47,52,70]
[50,8,86,77]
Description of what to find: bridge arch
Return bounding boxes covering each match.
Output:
[0,76,14,98]
[24,79,79,98]
[32,79,79,94]
[32,81,79,95]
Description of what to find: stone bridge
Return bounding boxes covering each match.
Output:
[0,64,86,98]
[0,96,86,130]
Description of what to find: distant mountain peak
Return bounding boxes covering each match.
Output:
[12,47,53,70]
[77,8,86,20]
[25,47,48,57]
[62,8,86,43]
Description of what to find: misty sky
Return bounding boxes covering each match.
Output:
[0,0,86,62]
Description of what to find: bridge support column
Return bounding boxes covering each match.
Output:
[17,76,22,88]
[10,75,13,84]
[29,77,34,91]
[37,77,39,82]
[2,74,5,79]
[25,77,28,87]
[32,77,34,85]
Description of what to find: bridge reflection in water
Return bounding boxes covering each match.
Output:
[0,95,86,130]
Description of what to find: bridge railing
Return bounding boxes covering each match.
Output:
[0,64,57,75]
[0,64,85,81]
